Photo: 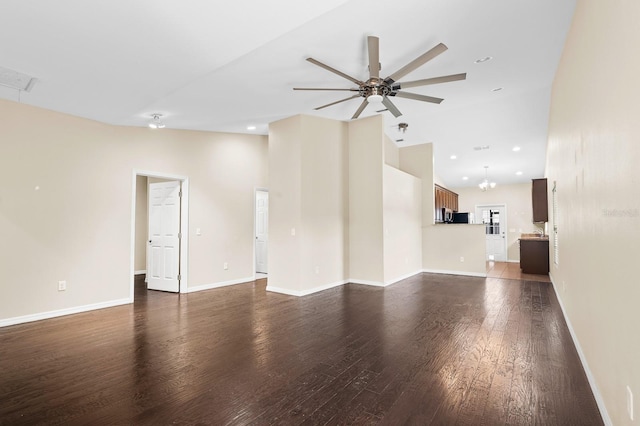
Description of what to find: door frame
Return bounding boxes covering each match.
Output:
[130,170,189,300]
[253,187,268,277]
[475,203,508,262]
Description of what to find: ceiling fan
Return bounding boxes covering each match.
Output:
[294,36,466,119]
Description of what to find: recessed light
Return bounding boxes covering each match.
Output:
[512,146,521,152]
[462,176,469,181]
[450,155,457,160]
[247,125,257,131]
[474,56,493,64]
[491,87,503,92]
[516,171,523,176]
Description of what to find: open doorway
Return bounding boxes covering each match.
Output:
[130,170,189,300]
[255,189,268,279]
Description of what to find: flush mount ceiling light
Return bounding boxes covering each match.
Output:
[148,114,166,129]
[516,171,523,175]
[479,166,496,191]
[247,125,257,131]
[462,176,469,181]
[450,155,457,160]
[512,146,521,152]
[0,65,37,91]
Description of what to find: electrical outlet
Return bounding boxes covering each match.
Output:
[627,385,634,421]
[223,262,228,270]
[58,280,66,291]
[291,228,296,236]
[315,266,320,275]
[460,256,464,262]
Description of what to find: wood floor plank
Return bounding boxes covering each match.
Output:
[0,274,603,425]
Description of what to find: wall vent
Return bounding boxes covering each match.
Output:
[0,66,37,91]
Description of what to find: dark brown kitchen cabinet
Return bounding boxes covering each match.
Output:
[520,239,549,274]
[532,178,548,222]
[434,184,458,222]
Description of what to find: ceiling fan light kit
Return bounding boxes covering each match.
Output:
[295,35,467,119]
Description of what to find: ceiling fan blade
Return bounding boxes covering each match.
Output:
[385,43,448,84]
[351,99,369,119]
[394,91,444,104]
[395,73,467,89]
[368,36,380,79]
[306,58,364,86]
[382,97,402,118]
[294,87,359,91]
[314,95,361,110]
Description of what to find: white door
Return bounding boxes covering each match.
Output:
[476,205,507,261]
[255,190,268,274]
[147,181,181,292]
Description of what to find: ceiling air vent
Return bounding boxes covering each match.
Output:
[0,66,37,91]
[473,145,490,151]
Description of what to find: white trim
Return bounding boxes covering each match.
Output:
[347,279,386,287]
[422,268,487,278]
[549,274,612,426]
[267,280,347,297]
[506,259,520,263]
[186,277,255,293]
[384,270,423,286]
[131,170,190,300]
[134,270,147,275]
[0,298,132,328]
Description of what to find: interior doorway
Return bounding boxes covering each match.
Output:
[130,170,189,300]
[475,204,507,262]
[255,189,269,277]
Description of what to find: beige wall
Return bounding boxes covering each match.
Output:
[453,183,542,261]
[0,99,267,322]
[383,165,422,284]
[384,135,399,168]
[423,224,486,275]
[267,115,349,294]
[546,1,640,423]
[348,115,385,284]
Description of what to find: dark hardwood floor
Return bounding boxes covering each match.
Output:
[0,273,602,425]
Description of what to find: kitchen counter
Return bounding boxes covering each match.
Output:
[519,233,549,241]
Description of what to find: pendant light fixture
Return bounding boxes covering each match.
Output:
[479,166,496,191]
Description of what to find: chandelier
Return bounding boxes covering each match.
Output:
[479,166,496,191]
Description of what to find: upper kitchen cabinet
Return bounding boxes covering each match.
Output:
[532,178,548,222]
[434,184,458,222]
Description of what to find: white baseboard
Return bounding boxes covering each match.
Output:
[134,270,146,275]
[267,280,347,297]
[384,270,423,286]
[186,276,254,293]
[0,298,132,328]
[422,268,487,278]
[506,259,520,263]
[549,274,612,426]
[348,279,386,287]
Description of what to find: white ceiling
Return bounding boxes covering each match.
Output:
[0,0,575,188]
